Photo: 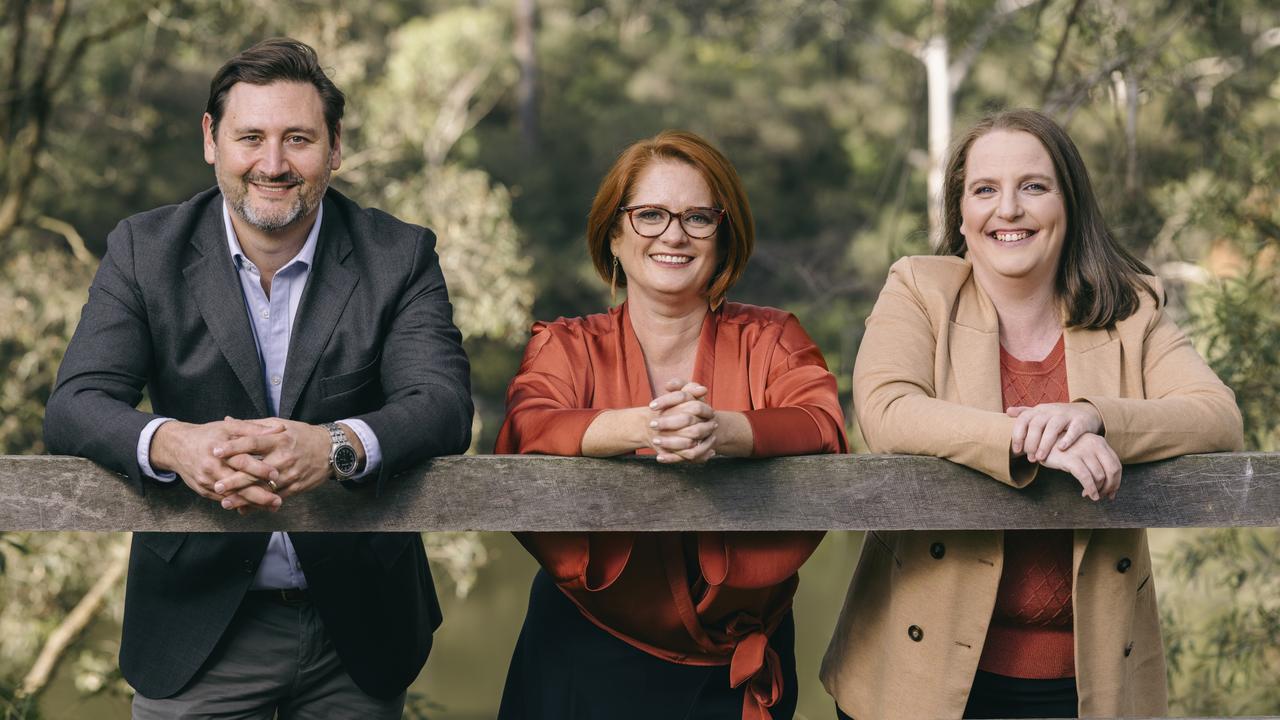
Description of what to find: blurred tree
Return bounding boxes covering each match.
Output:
[0,0,159,239]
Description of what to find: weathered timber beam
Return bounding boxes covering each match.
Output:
[0,453,1276,532]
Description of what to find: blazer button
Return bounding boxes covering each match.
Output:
[908,625,924,642]
[929,542,946,559]
[1116,557,1132,573]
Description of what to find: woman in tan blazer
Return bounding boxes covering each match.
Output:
[821,109,1243,719]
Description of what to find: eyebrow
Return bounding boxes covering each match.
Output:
[966,173,1055,189]
[227,126,321,136]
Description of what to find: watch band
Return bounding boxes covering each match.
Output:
[323,422,359,480]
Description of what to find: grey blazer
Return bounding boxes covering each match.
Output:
[44,186,473,699]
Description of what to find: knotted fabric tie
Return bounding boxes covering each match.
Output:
[724,614,782,720]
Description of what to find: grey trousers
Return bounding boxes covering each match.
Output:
[131,593,405,720]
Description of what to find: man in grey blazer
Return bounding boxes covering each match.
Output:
[44,38,471,718]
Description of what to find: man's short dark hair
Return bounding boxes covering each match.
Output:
[206,37,345,145]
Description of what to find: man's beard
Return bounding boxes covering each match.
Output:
[222,171,327,232]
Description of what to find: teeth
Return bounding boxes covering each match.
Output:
[995,231,1030,243]
[651,254,692,264]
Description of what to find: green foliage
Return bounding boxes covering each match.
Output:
[0,248,94,454]
[1161,528,1280,715]
[0,534,128,697]
[1192,268,1280,450]
[0,0,1278,716]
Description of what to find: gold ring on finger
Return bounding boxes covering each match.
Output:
[267,479,279,493]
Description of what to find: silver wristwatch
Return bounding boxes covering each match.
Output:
[323,422,359,480]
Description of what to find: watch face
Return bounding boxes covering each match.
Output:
[334,445,359,475]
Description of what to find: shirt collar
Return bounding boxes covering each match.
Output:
[221,199,323,274]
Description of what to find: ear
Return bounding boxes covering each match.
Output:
[201,113,217,166]
[329,121,343,171]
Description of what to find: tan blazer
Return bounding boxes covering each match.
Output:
[820,256,1243,720]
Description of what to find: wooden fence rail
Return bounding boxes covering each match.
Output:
[1,453,1276,532]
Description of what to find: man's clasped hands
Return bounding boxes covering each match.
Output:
[149,417,357,513]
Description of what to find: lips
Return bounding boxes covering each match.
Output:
[650,253,693,266]
[990,229,1037,243]
[249,182,299,196]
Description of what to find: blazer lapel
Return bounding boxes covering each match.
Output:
[1064,325,1121,399]
[279,204,358,419]
[183,206,271,417]
[948,275,1005,412]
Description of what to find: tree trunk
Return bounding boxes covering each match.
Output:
[922,33,951,245]
[514,0,538,153]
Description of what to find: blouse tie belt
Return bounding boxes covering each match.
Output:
[719,612,783,720]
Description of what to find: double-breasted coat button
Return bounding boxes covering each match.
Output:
[1116,557,1132,573]
[908,625,924,642]
[242,559,255,574]
[929,542,946,559]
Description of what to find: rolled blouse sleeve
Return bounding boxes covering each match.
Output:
[746,315,849,457]
[494,321,605,456]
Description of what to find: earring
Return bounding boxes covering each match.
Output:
[610,257,620,305]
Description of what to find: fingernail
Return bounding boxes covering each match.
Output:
[270,471,279,481]
[212,447,223,457]
[221,498,233,509]
[214,482,225,493]
[649,421,658,428]
[652,438,663,447]
[649,401,658,409]
[708,450,716,458]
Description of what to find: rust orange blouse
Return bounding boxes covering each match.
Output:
[495,301,847,720]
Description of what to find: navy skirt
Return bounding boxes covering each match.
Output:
[499,568,798,720]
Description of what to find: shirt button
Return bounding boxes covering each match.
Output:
[261,309,270,319]
[271,376,281,386]
[1116,557,1132,573]
[908,625,924,642]
[929,542,946,559]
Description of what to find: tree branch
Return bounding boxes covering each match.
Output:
[0,3,156,238]
[1253,26,1280,55]
[1041,0,1085,103]
[2,0,32,145]
[49,5,156,94]
[881,27,922,57]
[949,0,1043,92]
[17,537,129,700]
[35,214,93,264]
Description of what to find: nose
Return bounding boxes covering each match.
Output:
[257,140,289,178]
[658,215,690,244]
[997,189,1023,221]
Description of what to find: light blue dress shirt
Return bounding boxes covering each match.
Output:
[135,201,382,589]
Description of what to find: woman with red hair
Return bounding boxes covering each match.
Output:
[496,130,847,719]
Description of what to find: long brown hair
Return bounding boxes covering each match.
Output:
[938,109,1155,328]
[586,130,754,310]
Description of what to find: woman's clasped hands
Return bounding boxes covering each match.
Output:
[647,379,718,463]
[1007,401,1121,501]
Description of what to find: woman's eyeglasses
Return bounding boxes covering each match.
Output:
[619,205,726,239]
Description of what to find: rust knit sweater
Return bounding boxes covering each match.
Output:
[977,335,1076,680]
